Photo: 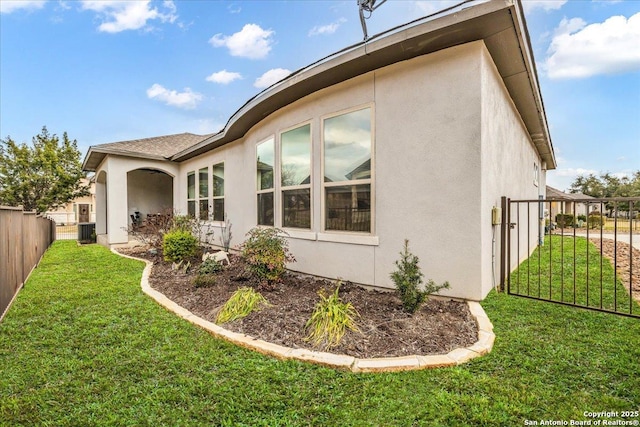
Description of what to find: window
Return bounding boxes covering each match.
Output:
[212,162,225,222]
[198,167,209,220]
[323,107,372,233]
[187,171,196,217]
[281,124,311,229]
[533,163,539,187]
[256,138,275,226]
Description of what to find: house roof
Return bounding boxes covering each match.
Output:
[546,186,595,200]
[82,0,556,172]
[82,132,211,171]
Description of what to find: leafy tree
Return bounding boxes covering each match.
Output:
[569,171,640,214]
[0,126,90,213]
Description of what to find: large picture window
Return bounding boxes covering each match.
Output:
[323,107,372,233]
[256,138,275,226]
[212,162,225,222]
[281,124,311,229]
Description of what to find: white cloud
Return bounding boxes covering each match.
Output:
[227,3,241,14]
[521,0,568,13]
[80,0,177,33]
[545,13,640,79]
[206,70,242,84]
[254,68,291,89]
[146,83,202,109]
[414,1,462,15]
[0,0,47,14]
[209,24,274,59]
[555,167,599,177]
[308,18,346,37]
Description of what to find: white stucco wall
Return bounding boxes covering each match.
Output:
[176,41,495,300]
[96,156,179,245]
[479,43,546,298]
[96,40,551,301]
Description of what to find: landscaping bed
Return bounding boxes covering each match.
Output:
[120,247,478,359]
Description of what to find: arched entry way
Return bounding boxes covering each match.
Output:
[126,168,174,227]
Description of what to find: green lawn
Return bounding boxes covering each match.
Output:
[1,241,639,426]
[511,235,639,315]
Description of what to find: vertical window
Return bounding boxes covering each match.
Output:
[281,124,311,229]
[533,163,539,187]
[212,162,225,222]
[323,107,372,233]
[198,167,209,220]
[256,138,275,226]
[187,171,196,217]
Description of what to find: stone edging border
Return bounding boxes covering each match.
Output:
[115,249,496,373]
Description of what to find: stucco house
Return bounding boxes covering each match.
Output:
[46,177,96,225]
[546,186,596,222]
[82,0,555,301]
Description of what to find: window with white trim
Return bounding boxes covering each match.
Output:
[187,171,196,217]
[323,107,372,233]
[212,162,225,222]
[281,124,311,229]
[256,137,275,226]
[534,163,539,187]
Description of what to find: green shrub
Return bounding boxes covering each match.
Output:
[588,213,605,229]
[199,258,223,275]
[240,227,295,287]
[555,213,574,228]
[216,287,269,324]
[193,274,216,288]
[171,214,192,232]
[577,215,587,222]
[163,229,198,262]
[390,239,449,314]
[305,282,359,349]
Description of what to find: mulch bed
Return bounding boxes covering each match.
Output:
[119,247,478,359]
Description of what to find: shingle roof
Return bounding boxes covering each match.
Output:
[92,133,211,158]
[83,132,212,171]
[546,186,595,200]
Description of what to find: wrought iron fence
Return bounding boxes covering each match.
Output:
[501,197,639,318]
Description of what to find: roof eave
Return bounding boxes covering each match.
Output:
[167,0,553,170]
[82,147,168,172]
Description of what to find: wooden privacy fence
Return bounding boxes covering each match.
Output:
[0,206,56,321]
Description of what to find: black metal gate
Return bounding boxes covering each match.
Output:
[500,196,640,318]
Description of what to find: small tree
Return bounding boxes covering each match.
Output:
[0,127,90,213]
[390,239,449,314]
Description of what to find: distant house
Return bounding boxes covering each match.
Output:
[46,177,96,225]
[82,0,556,301]
[546,186,596,221]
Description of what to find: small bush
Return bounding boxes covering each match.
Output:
[199,258,223,275]
[216,287,269,324]
[577,215,587,222]
[390,239,449,314]
[588,213,605,229]
[240,227,295,287]
[193,274,216,288]
[163,229,198,262]
[305,282,359,349]
[555,213,574,228]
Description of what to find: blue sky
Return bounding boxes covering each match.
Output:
[1,0,638,191]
